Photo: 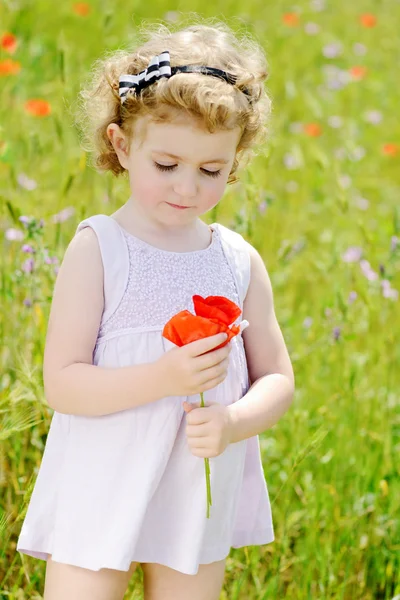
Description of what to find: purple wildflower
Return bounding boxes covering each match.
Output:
[360,259,378,281]
[303,317,313,328]
[19,216,31,225]
[51,207,75,223]
[23,298,33,307]
[342,246,363,263]
[333,326,341,341]
[22,244,34,253]
[22,258,34,274]
[17,173,37,191]
[5,228,24,241]
[348,291,357,304]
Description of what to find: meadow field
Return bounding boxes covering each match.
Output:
[1,0,399,598]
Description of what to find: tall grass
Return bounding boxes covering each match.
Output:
[1,1,399,598]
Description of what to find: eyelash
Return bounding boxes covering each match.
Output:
[153,162,222,178]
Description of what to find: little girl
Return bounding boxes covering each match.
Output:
[17,20,295,600]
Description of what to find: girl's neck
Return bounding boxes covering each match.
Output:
[111,202,212,253]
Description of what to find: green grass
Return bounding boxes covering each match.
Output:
[1,1,400,598]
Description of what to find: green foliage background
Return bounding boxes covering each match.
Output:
[1,0,399,598]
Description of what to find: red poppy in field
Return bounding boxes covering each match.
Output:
[282,13,300,27]
[163,295,243,350]
[359,14,377,28]
[0,58,21,75]
[382,143,400,157]
[73,3,91,16]
[303,123,322,137]
[1,32,18,54]
[349,66,368,80]
[24,99,52,117]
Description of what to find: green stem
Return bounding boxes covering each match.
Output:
[200,392,212,518]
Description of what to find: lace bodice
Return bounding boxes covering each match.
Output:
[98,226,240,337]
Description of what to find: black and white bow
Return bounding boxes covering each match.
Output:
[119,50,249,104]
[119,51,172,103]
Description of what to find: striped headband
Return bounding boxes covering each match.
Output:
[118,50,250,104]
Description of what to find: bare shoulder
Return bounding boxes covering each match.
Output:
[242,242,294,387]
[43,226,105,406]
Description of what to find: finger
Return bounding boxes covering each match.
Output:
[198,360,229,386]
[186,423,209,437]
[186,408,211,425]
[196,346,231,372]
[187,333,228,357]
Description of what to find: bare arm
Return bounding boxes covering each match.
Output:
[227,245,295,443]
[43,227,164,417]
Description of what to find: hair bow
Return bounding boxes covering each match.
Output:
[118,50,250,105]
[119,51,172,104]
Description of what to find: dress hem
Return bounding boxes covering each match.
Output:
[16,528,274,575]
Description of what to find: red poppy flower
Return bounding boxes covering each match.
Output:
[1,32,18,54]
[24,99,51,117]
[382,143,400,157]
[0,59,21,76]
[282,13,300,27]
[162,295,244,350]
[162,295,247,519]
[303,123,322,137]
[349,66,368,80]
[73,3,91,16]
[359,14,377,28]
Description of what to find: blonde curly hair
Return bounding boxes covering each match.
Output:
[74,18,271,184]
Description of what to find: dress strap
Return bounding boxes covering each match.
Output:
[75,214,130,326]
[213,223,252,309]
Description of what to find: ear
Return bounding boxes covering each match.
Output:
[106,123,130,169]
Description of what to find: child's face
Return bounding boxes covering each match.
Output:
[107,114,241,228]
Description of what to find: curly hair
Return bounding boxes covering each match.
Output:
[73,17,271,184]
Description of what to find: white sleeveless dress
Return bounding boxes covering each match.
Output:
[17,214,274,575]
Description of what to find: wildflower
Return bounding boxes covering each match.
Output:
[304,22,320,35]
[348,291,357,304]
[303,317,313,328]
[382,143,400,157]
[24,99,51,117]
[391,236,399,251]
[22,258,34,274]
[333,327,341,341]
[72,3,91,16]
[349,66,368,80]
[327,116,343,128]
[17,173,37,190]
[342,247,363,263]
[363,110,382,124]
[303,123,322,137]
[5,228,24,241]
[51,207,75,223]
[360,259,378,281]
[353,43,367,56]
[0,58,21,76]
[22,244,34,253]
[323,42,343,59]
[1,32,18,54]
[282,13,300,26]
[359,14,377,28]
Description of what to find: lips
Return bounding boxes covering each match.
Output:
[167,202,191,210]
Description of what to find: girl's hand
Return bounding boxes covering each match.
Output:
[155,333,231,397]
[182,401,234,458]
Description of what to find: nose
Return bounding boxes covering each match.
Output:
[172,169,198,199]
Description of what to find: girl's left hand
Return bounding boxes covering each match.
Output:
[183,401,234,458]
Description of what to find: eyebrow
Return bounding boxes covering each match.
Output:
[152,151,229,165]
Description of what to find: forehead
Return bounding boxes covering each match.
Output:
[133,114,241,161]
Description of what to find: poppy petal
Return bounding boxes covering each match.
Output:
[192,295,242,326]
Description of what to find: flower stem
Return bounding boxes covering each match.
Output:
[200,392,212,518]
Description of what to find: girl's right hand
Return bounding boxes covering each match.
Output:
[155,333,232,397]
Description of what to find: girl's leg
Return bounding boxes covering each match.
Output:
[43,555,139,600]
[142,558,226,600]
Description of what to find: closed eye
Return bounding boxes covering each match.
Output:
[153,162,222,178]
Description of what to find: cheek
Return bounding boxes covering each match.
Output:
[201,178,226,209]
[130,165,165,205]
